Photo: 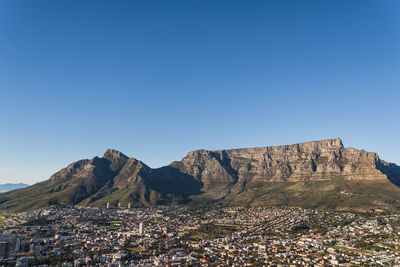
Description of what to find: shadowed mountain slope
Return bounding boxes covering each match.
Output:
[1,139,400,212]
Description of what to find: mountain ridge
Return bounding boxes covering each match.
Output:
[1,138,400,212]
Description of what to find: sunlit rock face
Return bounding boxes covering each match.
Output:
[176,138,391,190]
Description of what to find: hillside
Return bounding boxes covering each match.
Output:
[1,138,400,212]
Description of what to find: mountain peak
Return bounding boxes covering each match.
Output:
[103,149,129,172]
[103,149,128,160]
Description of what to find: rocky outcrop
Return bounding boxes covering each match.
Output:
[174,138,390,189]
[103,149,129,172]
[1,139,399,211]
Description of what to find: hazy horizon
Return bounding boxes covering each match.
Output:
[1,0,399,184]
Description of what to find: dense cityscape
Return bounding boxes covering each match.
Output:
[1,205,400,266]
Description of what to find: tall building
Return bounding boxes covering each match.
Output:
[118,202,121,208]
[139,222,145,234]
[15,238,21,252]
[128,202,131,209]
[0,241,9,258]
[106,202,110,209]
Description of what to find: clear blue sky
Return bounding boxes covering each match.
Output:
[0,0,399,184]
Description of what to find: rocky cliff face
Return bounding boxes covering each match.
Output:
[172,138,394,199]
[1,138,399,211]
[182,139,386,183]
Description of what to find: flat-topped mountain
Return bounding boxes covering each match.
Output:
[1,138,400,211]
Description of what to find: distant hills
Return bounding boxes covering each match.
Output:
[1,138,400,212]
[0,183,28,193]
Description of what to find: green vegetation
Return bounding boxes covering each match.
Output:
[3,177,400,212]
[327,244,352,251]
[108,220,123,224]
[290,223,310,233]
[94,220,125,230]
[23,217,51,226]
[226,178,400,211]
[88,185,163,208]
[354,241,386,252]
[125,246,142,253]
[0,212,7,227]
[331,218,356,227]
